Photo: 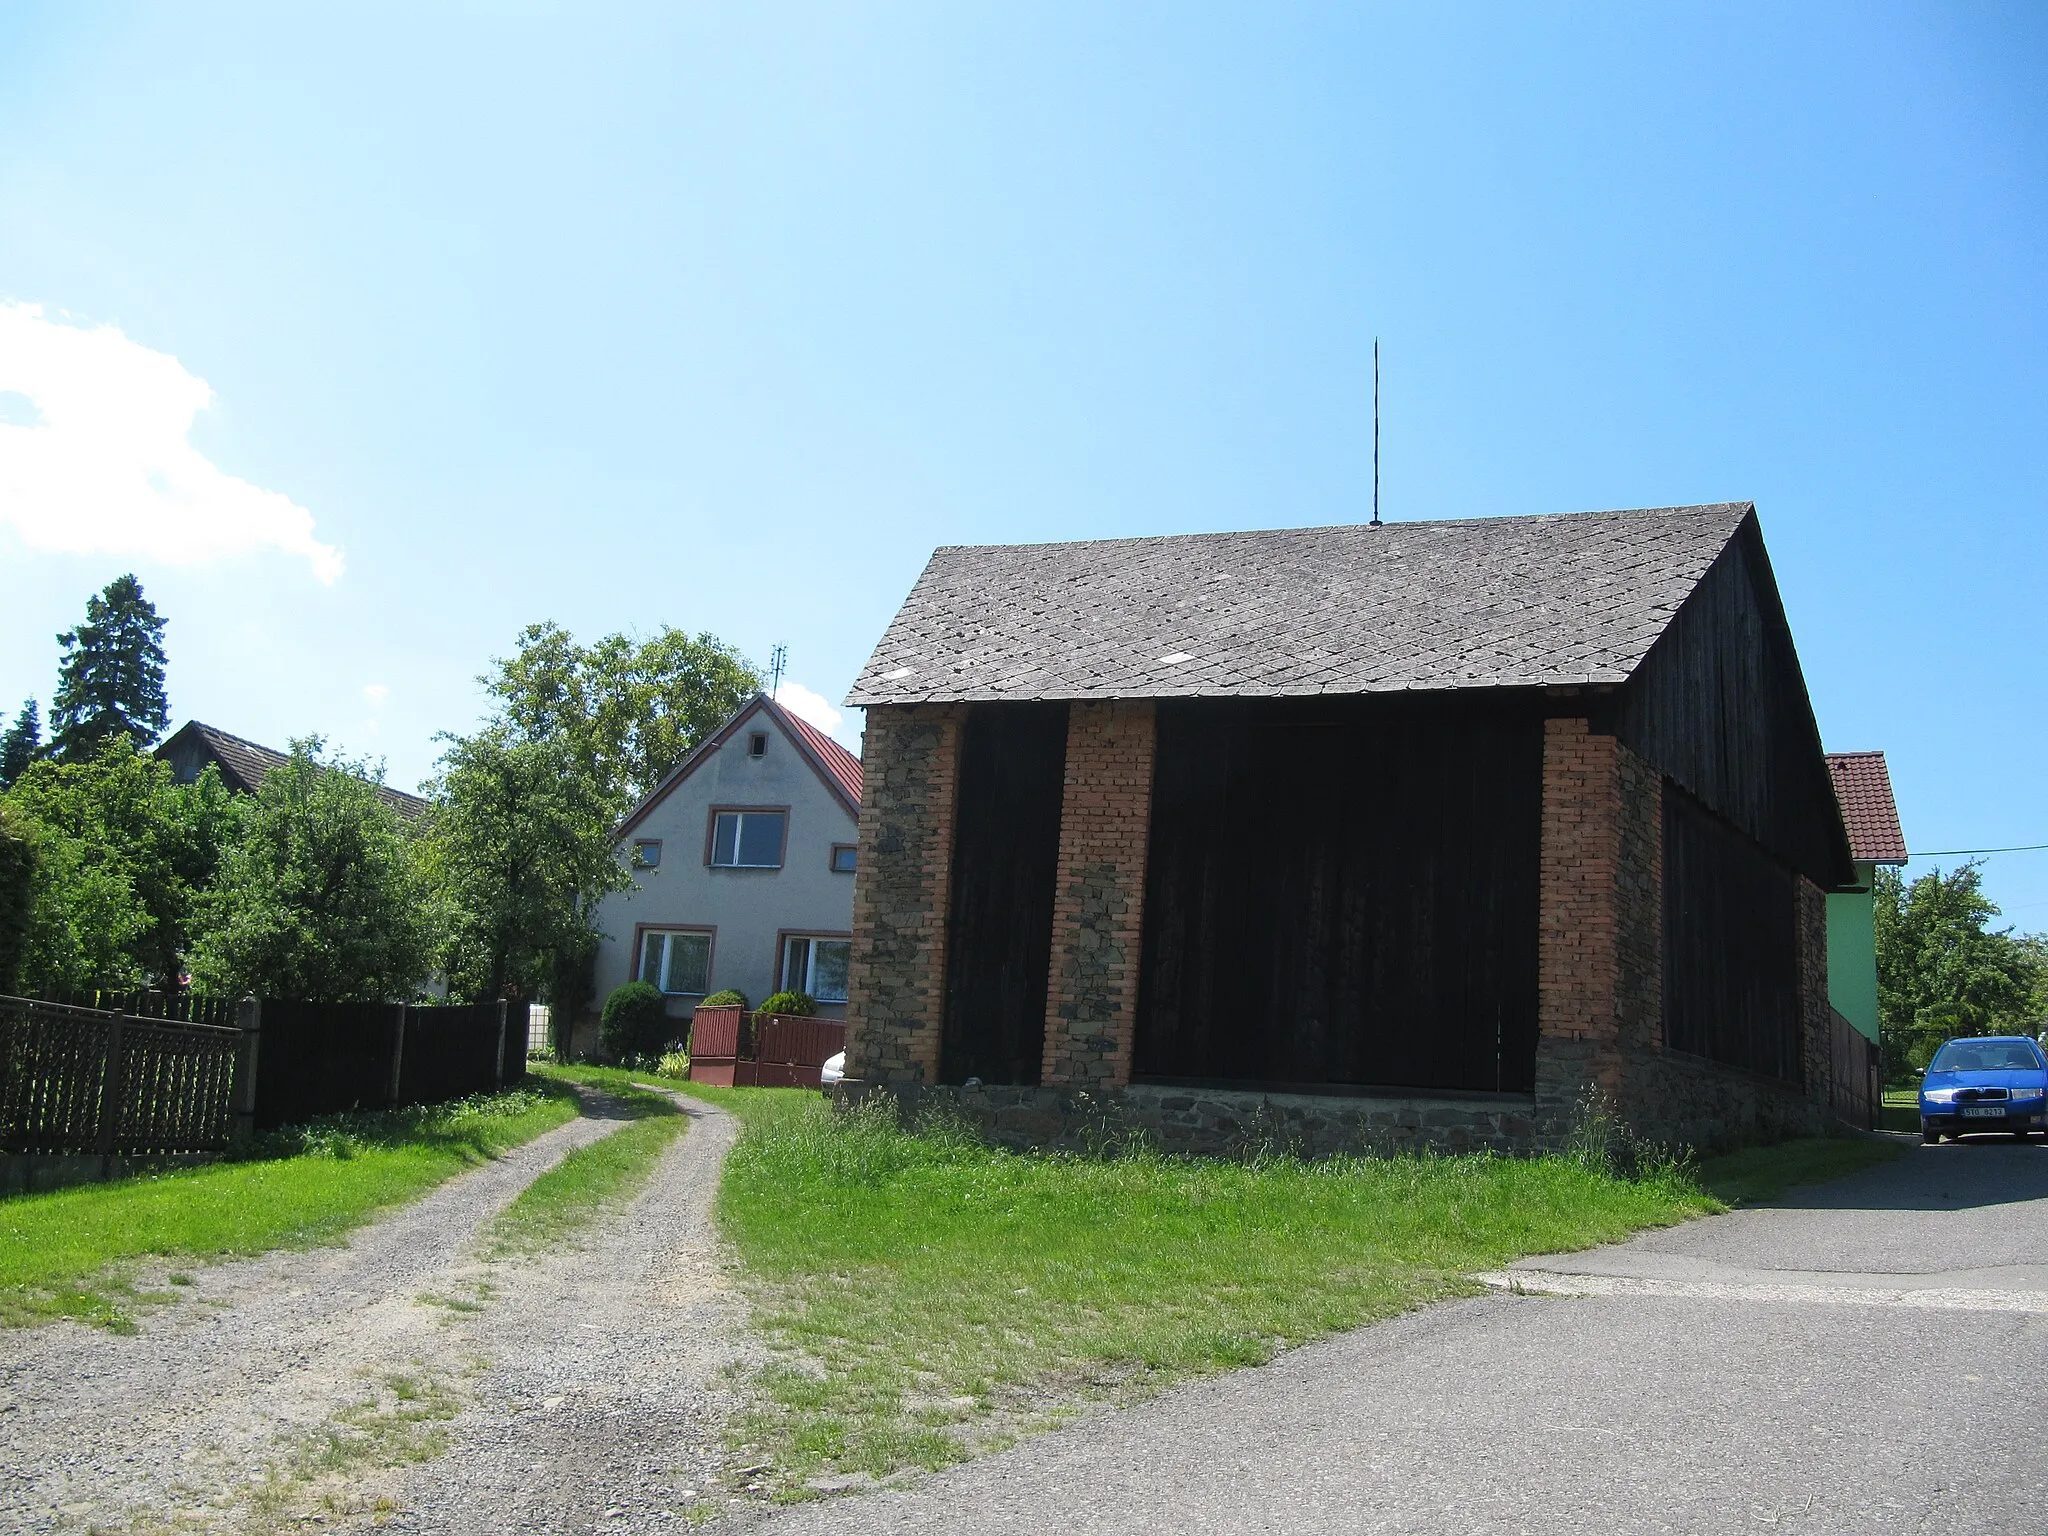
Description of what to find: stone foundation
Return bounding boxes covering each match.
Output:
[837,1080,1548,1157]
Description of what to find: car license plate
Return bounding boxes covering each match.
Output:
[1961,1106,2007,1118]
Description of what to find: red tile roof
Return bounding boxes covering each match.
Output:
[1825,751,1907,865]
[774,700,864,809]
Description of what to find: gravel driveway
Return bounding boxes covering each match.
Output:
[2,1087,756,1536]
[746,1136,2048,1536]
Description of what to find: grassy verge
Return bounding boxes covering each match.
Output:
[0,1082,581,1331]
[487,1067,687,1256]
[1882,1089,1920,1133]
[673,1086,1719,1495]
[1694,1134,1905,1205]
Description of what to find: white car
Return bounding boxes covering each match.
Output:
[821,1050,846,1087]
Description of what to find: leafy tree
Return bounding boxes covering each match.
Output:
[485,622,758,808]
[0,699,38,788]
[50,575,171,760]
[188,739,433,1001]
[1875,862,2046,1079]
[424,727,627,1007]
[0,801,37,993]
[3,739,237,991]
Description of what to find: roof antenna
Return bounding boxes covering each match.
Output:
[768,643,787,697]
[1370,337,1382,528]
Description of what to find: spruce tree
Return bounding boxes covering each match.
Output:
[50,575,169,760]
[0,699,38,788]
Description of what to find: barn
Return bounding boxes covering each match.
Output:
[838,502,1857,1153]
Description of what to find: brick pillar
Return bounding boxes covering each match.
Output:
[1041,700,1156,1088]
[1796,875,1831,1102]
[844,704,962,1087]
[1536,717,1664,1123]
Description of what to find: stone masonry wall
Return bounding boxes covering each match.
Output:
[843,703,961,1087]
[839,1081,1543,1158]
[1041,701,1156,1087]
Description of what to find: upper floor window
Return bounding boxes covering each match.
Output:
[630,839,661,869]
[829,843,858,874]
[639,929,711,996]
[748,731,768,758]
[783,935,851,1004]
[710,809,786,868]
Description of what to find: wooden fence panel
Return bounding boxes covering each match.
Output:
[0,995,239,1155]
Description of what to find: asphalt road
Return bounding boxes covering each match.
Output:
[756,1137,2048,1536]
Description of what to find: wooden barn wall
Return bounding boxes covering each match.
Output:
[939,701,1070,1085]
[1133,695,1543,1095]
[1662,786,1802,1083]
[1614,524,1848,887]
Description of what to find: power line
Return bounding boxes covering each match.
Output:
[1910,843,2048,857]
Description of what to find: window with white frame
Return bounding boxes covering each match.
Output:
[639,929,711,995]
[782,935,851,1004]
[710,809,785,868]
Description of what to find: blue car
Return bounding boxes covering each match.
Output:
[1919,1036,2048,1143]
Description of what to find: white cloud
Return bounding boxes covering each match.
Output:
[0,302,343,582]
[362,683,390,708]
[773,680,842,737]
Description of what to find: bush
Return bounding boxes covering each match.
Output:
[655,1049,691,1080]
[600,980,673,1060]
[700,988,747,1008]
[758,989,817,1017]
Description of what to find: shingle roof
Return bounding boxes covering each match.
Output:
[848,503,1756,705]
[162,721,431,822]
[1825,751,1908,865]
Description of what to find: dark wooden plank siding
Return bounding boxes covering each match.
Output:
[1615,520,1849,887]
[1134,695,1542,1094]
[940,702,1070,1085]
[1663,786,1802,1083]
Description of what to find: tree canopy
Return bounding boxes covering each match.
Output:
[188,740,433,1002]
[50,574,170,760]
[425,726,628,1007]
[484,622,758,808]
[2,738,237,992]
[1876,862,2047,1078]
[0,699,39,789]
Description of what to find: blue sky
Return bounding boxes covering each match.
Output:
[1,3,2043,922]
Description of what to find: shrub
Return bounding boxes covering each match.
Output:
[600,980,673,1060]
[700,988,747,1008]
[758,989,817,1017]
[655,1049,691,1079]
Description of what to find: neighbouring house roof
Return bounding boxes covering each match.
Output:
[848,503,1756,705]
[157,720,432,823]
[1825,751,1908,865]
[615,693,863,840]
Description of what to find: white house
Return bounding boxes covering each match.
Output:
[591,693,862,1032]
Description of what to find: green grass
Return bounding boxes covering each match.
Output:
[0,1082,581,1331]
[1882,1089,1921,1133]
[673,1086,1720,1493]
[1694,1134,1906,1205]
[487,1068,688,1256]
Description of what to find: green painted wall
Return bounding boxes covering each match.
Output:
[1827,860,1880,1043]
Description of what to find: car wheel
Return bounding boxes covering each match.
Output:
[2015,1130,2032,1142]
[1922,1125,1940,1144]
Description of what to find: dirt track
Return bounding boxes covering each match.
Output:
[2,1088,756,1535]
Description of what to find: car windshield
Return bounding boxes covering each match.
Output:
[1930,1040,2045,1073]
